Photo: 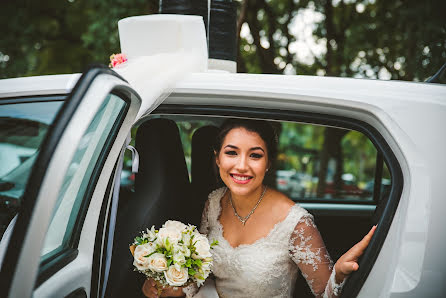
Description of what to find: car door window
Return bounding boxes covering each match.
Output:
[0,99,63,239]
[135,115,390,205]
[275,122,390,204]
[40,94,126,264]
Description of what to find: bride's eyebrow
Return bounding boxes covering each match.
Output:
[250,147,265,153]
[224,144,238,149]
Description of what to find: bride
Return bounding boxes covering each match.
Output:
[142,118,376,298]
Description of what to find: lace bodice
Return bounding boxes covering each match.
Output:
[184,188,345,298]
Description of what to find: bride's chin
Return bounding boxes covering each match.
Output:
[227,184,262,197]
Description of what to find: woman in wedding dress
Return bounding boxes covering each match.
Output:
[142,118,376,298]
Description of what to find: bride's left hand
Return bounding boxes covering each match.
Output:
[334,225,376,282]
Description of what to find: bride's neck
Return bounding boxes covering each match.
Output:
[228,186,265,212]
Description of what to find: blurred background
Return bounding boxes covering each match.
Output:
[1,0,445,82]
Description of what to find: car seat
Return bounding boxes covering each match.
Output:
[105,118,192,298]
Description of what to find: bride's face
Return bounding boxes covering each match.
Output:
[216,127,269,197]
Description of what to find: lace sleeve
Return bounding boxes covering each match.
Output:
[289,215,346,297]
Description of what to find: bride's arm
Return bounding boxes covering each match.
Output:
[289,215,376,297]
[289,215,334,297]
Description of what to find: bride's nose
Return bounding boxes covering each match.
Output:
[235,155,249,171]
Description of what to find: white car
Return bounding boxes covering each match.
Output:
[0,15,445,298]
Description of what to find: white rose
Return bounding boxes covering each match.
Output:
[164,220,187,232]
[133,243,156,270]
[158,227,182,248]
[147,253,168,272]
[192,235,212,259]
[164,266,189,286]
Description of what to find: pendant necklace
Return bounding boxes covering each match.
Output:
[229,186,267,226]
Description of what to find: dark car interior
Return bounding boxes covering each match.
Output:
[105,113,390,298]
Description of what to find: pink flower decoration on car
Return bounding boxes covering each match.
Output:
[109,53,128,68]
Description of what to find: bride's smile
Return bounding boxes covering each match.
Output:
[230,173,253,184]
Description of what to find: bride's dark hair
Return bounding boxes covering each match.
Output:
[214,118,278,165]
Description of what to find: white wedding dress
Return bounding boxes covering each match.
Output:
[184,187,346,298]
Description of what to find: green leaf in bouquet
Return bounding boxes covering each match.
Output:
[167,259,173,266]
[188,268,196,276]
[193,259,202,267]
[185,258,192,268]
[144,251,157,258]
[211,240,219,248]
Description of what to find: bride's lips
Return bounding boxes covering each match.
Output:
[230,173,253,184]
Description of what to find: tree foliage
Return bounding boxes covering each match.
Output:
[0,0,157,78]
[1,0,445,82]
[237,0,446,82]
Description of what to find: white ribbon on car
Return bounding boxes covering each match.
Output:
[114,15,208,120]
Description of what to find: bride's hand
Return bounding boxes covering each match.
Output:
[334,225,376,282]
[142,279,161,298]
[142,278,185,298]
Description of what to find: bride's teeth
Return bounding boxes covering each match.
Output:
[233,175,250,181]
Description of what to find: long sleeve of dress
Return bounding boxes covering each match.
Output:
[289,214,346,298]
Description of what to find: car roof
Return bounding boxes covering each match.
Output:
[169,72,446,107]
[1,72,444,104]
[0,74,81,98]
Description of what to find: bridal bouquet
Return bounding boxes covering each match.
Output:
[130,220,217,291]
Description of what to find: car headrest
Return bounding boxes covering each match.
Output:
[191,125,221,205]
[134,118,191,225]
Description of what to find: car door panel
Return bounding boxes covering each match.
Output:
[0,67,141,298]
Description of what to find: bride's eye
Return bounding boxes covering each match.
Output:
[250,153,264,159]
[224,150,237,156]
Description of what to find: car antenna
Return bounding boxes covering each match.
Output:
[426,62,446,83]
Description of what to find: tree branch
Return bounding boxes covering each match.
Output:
[245,1,280,73]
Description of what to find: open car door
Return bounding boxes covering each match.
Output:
[0,67,144,298]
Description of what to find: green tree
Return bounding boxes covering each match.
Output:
[2,0,444,81]
[0,0,156,79]
[237,0,446,81]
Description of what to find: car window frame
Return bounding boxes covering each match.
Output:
[36,90,131,287]
[152,103,404,297]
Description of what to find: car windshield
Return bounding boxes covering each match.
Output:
[0,99,63,238]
